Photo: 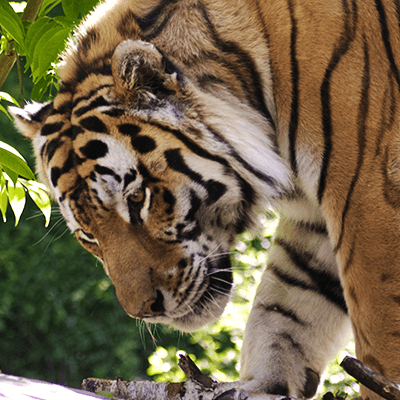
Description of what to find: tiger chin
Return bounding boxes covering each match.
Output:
[10,0,400,399]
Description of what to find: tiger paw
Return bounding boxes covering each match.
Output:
[239,368,320,399]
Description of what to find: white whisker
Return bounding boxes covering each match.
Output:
[32,216,65,247]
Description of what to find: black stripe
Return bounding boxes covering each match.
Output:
[50,150,75,187]
[184,190,202,222]
[259,303,307,326]
[335,38,370,252]
[94,165,122,183]
[68,180,91,220]
[137,0,179,35]
[318,0,358,203]
[153,118,279,190]
[79,116,108,133]
[123,170,138,190]
[164,148,226,205]
[270,262,348,315]
[374,0,400,92]
[137,1,276,139]
[41,122,64,136]
[151,121,230,166]
[75,62,113,84]
[204,124,280,188]
[287,0,300,175]
[294,220,329,235]
[196,74,226,86]
[45,137,62,162]
[74,96,111,118]
[72,85,114,109]
[51,101,71,116]
[278,332,305,357]
[102,108,125,117]
[233,171,256,233]
[162,187,175,214]
[196,2,275,128]
[182,264,203,300]
[275,237,348,313]
[164,148,203,183]
[269,263,314,292]
[31,102,53,122]
[141,7,176,41]
[79,140,109,160]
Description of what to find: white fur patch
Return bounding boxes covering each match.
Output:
[88,135,142,223]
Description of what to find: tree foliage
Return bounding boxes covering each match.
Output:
[0,0,357,396]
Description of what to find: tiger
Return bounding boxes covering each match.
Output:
[10,0,400,398]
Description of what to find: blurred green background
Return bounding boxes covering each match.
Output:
[0,1,358,397]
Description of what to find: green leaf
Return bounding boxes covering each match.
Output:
[0,93,19,118]
[20,178,48,193]
[39,0,61,18]
[31,24,71,82]
[25,17,53,67]
[7,180,26,226]
[24,180,51,227]
[0,141,35,180]
[0,34,8,54]
[0,91,19,105]
[62,0,79,18]
[31,76,52,101]
[0,104,11,119]
[0,0,27,54]
[52,16,77,29]
[0,141,28,162]
[0,171,7,222]
[2,165,19,184]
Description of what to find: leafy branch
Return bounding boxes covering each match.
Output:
[0,0,43,89]
[0,0,99,226]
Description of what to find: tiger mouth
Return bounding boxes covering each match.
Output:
[144,255,233,331]
[171,255,233,330]
[193,255,233,309]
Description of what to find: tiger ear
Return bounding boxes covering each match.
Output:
[111,39,182,105]
[9,102,53,139]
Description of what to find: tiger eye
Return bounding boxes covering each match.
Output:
[129,189,145,203]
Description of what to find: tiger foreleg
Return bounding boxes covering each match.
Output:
[240,213,351,398]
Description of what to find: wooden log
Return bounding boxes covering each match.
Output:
[0,371,288,400]
[82,376,250,399]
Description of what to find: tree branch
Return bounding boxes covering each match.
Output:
[341,356,400,400]
[0,0,44,90]
[21,0,44,23]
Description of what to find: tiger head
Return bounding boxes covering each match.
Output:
[11,39,290,331]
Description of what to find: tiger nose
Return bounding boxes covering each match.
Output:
[133,289,165,318]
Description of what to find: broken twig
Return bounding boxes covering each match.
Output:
[340,356,400,400]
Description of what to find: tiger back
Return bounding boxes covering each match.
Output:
[11,0,400,399]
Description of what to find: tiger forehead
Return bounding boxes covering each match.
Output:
[43,118,194,195]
